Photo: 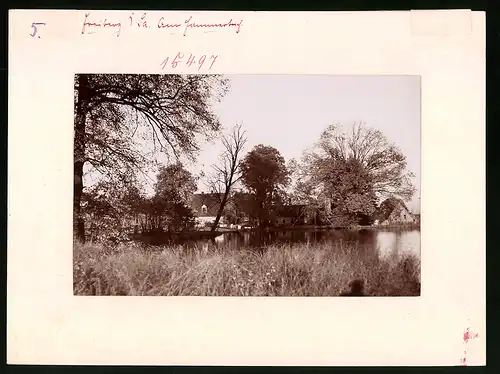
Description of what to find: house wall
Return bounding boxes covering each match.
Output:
[273,215,308,226]
[194,215,224,227]
[396,208,414,223]
[274,217,294,226]
[381,206,415,225]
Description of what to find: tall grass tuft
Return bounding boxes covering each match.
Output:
[73,241,420,296]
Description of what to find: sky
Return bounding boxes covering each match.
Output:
[189,75,421,213]
[83,74,421,213]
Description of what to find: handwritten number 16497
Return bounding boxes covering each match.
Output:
[30,22,46,38]
[161,53,218,71]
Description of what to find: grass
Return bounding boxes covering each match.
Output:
[73,240,421,296]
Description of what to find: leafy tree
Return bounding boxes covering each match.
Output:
[223,210,239,225]
[324,157,377,226]
[81,180,146,243]
[74,74,229,242]
[151,163,197,231]
[81,184,116,243]
[295,122,415,226]
[293,158,376,226]
[154,163,197,204]
[316,122,415,200]
[224,190,257,225]
[137,196,163,232]
[205,124,247,231]
[240,145,289,227]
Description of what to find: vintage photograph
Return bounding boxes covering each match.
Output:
[73,74,421,296]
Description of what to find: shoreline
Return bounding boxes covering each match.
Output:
[130,224,420,245]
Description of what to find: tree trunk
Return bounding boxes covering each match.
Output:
[74,74,90,243]
[74,161,85,242]
[212,192,229,232]
[258,196,270,228]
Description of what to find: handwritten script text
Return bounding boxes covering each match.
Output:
[81,12,243,37]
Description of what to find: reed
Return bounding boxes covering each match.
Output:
[73,241,420,296]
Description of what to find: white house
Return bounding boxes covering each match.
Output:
[190,193,225,227]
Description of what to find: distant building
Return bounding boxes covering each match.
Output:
[412,213,421,225]
[189,192,323,228]
[377,198,417,225]
[272,205,305,226]
[272,204,321,226]
[190,192,225,227]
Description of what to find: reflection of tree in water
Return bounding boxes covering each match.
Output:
[394,231,401,257]
[236,229,380,249]
[178,229,419,261]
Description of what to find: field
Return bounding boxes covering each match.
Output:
[73,241,421,296]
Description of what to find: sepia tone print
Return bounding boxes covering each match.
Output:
[73,74,421,296]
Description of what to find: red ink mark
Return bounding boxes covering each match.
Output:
[137,13,148,28]
[460,327,479,366]
[171,52,184,68]
[160,53,218,71]
[183,16,243,36]
[209,55,219,70]
[160,57,169,70]
[186,54,196,67]
[158,17,182,29]
[103,20,120,29]
[81,13,121,37]
[128,12,148,28]
[198,55,207,70]
[463,327,479,343]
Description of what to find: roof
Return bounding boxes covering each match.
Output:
[274,204,306,218]
[190,193,224,217]
[230,192,256,215]
[376,197,412,222]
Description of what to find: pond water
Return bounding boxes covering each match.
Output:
[183,228,421,260]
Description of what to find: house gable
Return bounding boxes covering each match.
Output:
[190,193,223,217]
[378,198,415,225]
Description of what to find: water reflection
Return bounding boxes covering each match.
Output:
[376,230,421,259]
[180,228,420,260]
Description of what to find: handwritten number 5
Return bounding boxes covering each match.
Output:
[30,22,46,38]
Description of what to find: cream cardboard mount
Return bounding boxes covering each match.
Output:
[7,10,485,366]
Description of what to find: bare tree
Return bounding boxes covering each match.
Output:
[206,124,247,231]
